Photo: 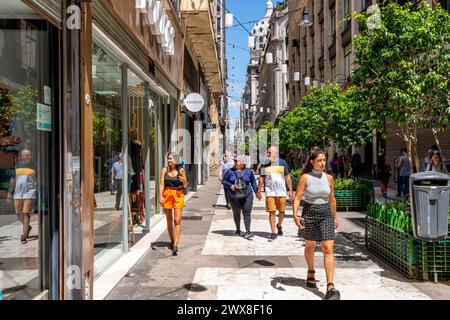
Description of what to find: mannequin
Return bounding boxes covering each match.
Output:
[129,112,144,225]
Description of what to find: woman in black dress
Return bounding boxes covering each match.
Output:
[377,154,391,198]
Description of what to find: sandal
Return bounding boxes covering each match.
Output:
[324,282,341,300]
[306,270,317,288]
[21,235,27,244]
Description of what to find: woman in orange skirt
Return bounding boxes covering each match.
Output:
[159,152,188,256]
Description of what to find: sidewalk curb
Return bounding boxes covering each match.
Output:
[93,184,202,300]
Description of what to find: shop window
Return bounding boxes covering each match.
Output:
[92,42,124,277]
[0,17,56,300]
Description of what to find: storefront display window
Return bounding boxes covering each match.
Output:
[0,14,57,299]
[92,42,124,277]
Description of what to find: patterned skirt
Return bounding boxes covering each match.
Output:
[298,202,335,242]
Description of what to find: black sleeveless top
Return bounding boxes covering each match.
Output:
[164,168,183,189]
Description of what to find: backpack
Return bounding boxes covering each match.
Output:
[234,170,248,199]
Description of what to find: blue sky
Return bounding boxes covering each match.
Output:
[225,0,268,133]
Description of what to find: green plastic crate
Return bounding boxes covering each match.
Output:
[365,216,420,279]
[417,237,450,282]
[335,189,374,211]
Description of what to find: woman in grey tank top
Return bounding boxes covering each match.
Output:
[293,148,340,300]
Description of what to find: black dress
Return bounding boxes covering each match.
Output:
[130,141,142,191]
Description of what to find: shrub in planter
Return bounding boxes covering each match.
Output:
[333,179,374,211]
[367,200,413,234]
[290,169,302,188]
[334,178,374,191]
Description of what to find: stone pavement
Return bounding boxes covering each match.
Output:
[106,176,450,300]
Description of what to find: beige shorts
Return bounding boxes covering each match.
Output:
[266,196,286,213]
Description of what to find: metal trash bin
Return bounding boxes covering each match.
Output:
[410,172,450,241]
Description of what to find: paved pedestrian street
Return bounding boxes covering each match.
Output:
[106,179,450,300]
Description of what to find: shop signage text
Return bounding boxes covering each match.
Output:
[136,0,175,55]
[184,93,205,113]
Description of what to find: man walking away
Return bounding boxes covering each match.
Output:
[397,148,411,200]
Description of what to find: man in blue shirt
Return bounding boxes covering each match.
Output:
[112,154,124,210]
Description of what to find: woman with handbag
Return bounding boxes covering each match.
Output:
[222,155,261,240]
[159,152,188,256]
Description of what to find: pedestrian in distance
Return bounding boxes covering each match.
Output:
[159,152,188,256]
[422,149,434,172]
[350,151,362,179]
[426,154,448,174]
[219,154,233,209]
[222,155,261,240]
[256,146,293,241]
[397,147,411,199]
[432,144,440,156]
[293,148,340,300]
[376,154,391,198]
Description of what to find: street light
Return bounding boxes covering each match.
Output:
[265,52,288,74]
[225,13,234,28]
[299,7,313,27]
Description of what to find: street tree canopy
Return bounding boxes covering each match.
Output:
[352,1,450,169]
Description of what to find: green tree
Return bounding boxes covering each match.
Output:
[352,1,450,170]
[278,84,376,152]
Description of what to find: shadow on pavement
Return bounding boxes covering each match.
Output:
[211,230,275,239]
[270,277,325,299]
[151,241,171,250]
[183,283,208,292]
[254,260,275,266]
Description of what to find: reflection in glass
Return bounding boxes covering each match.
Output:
[92,42,123,277]
[0,18,52,300]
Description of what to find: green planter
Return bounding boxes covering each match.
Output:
[365,216,420,279]
[334,189,374,211]
[366,215,450,281]
[418,238,450,282]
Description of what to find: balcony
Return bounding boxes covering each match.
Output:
[181,0,223,93]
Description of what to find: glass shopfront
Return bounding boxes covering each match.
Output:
[0,3,59,300]
[92,42,124,276]
[92,36,161,277]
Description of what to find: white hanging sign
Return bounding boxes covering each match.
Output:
[184,93,205,113]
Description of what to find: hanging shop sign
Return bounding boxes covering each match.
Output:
[184,93,204,113]
[136,0,175,55]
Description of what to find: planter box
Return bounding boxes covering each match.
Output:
[365,216,419,279]
[334,189,374,211]
[417,238,450,282]
[366,216,450,281]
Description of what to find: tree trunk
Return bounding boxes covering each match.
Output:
[410,125,420,174]
[432,129,445,162]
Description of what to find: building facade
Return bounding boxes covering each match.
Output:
[288,0,450,175]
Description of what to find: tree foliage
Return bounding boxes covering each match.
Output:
[352,1,450,168]
[276,84,376,152]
